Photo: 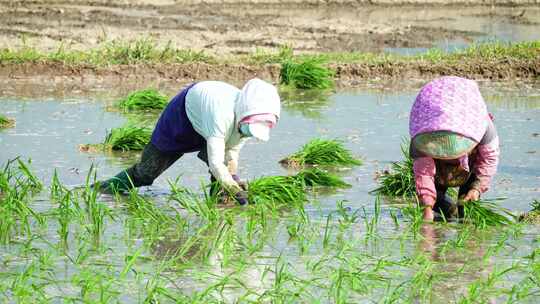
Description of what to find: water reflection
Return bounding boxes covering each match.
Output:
[280,88,334,120]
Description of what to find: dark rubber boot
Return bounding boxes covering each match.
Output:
[433,194,458,221]
[98,171,133,194]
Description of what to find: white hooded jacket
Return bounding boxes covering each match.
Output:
[185,78,281,191]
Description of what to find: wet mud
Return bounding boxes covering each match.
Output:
[1,1,539,55]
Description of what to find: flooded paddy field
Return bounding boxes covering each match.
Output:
[1,80,540,302]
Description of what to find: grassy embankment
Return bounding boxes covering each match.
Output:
[0,38,538,80]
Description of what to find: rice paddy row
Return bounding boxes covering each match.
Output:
[76,118,517,229]
[0,157,538,303]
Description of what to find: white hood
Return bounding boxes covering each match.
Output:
[235,78,281,124]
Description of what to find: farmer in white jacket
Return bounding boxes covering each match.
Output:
[99,78,281,205]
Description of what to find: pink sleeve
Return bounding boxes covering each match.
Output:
[474,136,500,193]
[413,157,437,208]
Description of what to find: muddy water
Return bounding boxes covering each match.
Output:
[384,7,540,54]
[1,82,540,302]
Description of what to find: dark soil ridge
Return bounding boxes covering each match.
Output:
[0,59,538,91]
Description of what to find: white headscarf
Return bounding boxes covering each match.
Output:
[235,78,281,124]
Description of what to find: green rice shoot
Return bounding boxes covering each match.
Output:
[118,89,169,111]
[372,142,415,198]
[0,114,15,128]
[247,168,349,205]
[462,199,513,228]
[248,176,306,206]
[294,167,350,188]
[518,199,540,224]
[280,58,334,90]
[104,125,152,151]
[281,138,362,168]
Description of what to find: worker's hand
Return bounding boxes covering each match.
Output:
[232,174,248,191]
[461,189,481,202]
[234,190,249,205]
[423,206,434,222]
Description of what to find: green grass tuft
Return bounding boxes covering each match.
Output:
[248,176,306,205]
[281,138,362,168]
[294,167,350,188]
[118,89,169,111]
[518,200,540,224]
[280,58,334,90]
[462,200,513,228]
[372,142,415,198]
[0,114,15,128]
[247,168,349,205]
[104,125,151,151]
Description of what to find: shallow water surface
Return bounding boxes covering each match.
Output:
[1,82,540,302]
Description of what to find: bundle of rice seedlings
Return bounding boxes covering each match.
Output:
[0,114,15,128]
[280,58,334,90]
[372,143,416,198]
[248,176,306,205]
[518,200,540,224]
[462,200,513,228]
[118,89,169,111]
[104,125,151,151]
[294,167,350,188]
[280,138,362,168]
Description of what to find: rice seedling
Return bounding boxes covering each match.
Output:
[281,138,362,168]
[0,114,15,128]
[363,196,382,240]
[82,167,114,245]
[372,142,415,198]
[0,158,44,243]
[400,203,424,235]
[518,199,540,224]
[458,265,518,303]
[462,199,514,229]
[407,254,438,301]
[294,167,350,188]
[280,58,335,90]
[50,171,83,247]
[124,189,183,240]
[169,181,220,223]
[117,88,169,111]
[103,124,151,151]
[248,175,306,206]
[334,200,361,230]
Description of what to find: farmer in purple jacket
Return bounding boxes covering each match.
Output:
[99,78,281,205]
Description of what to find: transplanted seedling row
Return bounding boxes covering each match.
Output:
[0,158,538,303]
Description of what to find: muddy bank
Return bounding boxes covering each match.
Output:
[0,58,538,98]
